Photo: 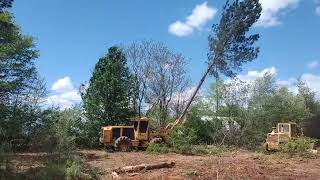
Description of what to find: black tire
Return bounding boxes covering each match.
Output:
[104,145,115,153]
[150,137,164,144]
[114,136,132,152]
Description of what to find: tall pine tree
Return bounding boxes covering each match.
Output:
[82,46,135,144]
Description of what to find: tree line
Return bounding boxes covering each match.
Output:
[185,74,320,149]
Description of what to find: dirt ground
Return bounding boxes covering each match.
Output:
[8,150,320,180]
[79,150,320,180]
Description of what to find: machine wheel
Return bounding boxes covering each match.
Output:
[115,136,132,152]
[150,137,164,144]
[104,145,115,153]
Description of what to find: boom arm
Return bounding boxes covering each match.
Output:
[166,60,216,130]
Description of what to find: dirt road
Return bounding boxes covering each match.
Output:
[80,150,320,180]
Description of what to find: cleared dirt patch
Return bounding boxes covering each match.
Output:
[79,150,320,179]
[5,150,320,179]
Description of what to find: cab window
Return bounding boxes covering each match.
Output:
[123,128,134,139]
[279,124,289,133]
[139,121,148,133]
[112,128,121,139]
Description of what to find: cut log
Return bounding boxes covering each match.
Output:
[113,161,175,174]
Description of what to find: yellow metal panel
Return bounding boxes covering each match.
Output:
[135,132,148,141]
[103,130,111,144]
[131,140,139,147]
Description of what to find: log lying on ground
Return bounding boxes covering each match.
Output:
[113,161,175,174]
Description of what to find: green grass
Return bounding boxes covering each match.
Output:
[146,143,171,154]
[184,170,201,177]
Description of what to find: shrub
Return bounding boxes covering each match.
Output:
[66,160,92,180]
[168,126,197,154]
[280,137,316,155]
[32,156,100,180]
[33,161,66,180]
[146,143,171,154]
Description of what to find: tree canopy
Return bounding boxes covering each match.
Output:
[0,0,43,143]
[82,46,135,143]
[208,0,262,78]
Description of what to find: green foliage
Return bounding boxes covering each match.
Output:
[280,137,316,155]
[146,143,171,154]
[66,160,96,180]
[247,76,311,147]
[0,0,13,11]
[82,46,135,147]
[185,104,224,145]
[208,77,225,111]
[0,0,44,148]
[297,80,320,138]
[29,108,100,179]
[168,126,197,154]
[187,72,313,150]
[0,12,39,96]
[32,158,99,180]
[184,170,200,177]
[189,145,226,156]
[146,142,226,156]
[29,109,75,159]
[208,0,262,78]
[33,161,66,180]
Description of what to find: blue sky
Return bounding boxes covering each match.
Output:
[11,0,320,108]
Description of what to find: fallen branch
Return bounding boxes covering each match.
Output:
[113,161,175,174]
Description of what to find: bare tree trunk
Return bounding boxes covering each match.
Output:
[215,66,220,113]
[177,61,216,122]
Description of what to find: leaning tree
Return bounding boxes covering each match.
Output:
[178,0,262,121]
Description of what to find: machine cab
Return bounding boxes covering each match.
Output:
[277,122,297,138]
[131,117,149,141]
[266,122,298,145]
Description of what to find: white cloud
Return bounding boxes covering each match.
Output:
[168,21,194,37]
[256,0,300,27]
[169,2,217,37]
[185,2,216,29]
[236,66,277,82]
[307,60,319,69]
[46,76,81,109]
[51,76,74,93]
